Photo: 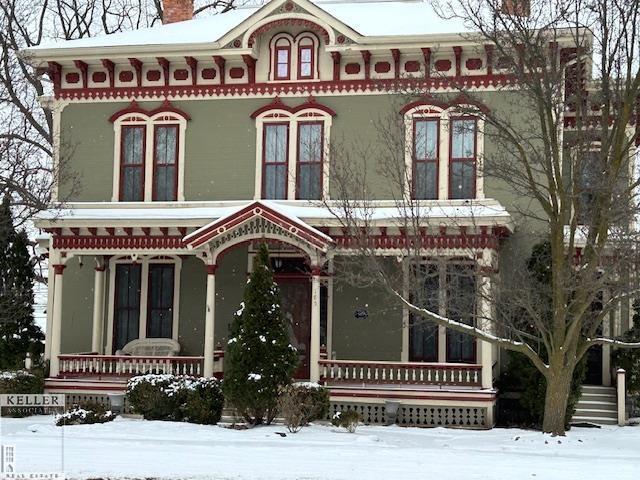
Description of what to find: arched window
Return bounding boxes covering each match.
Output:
[402,100,484,200]
[252,99,335,200]
[273,36,292,80]
[110,103,189,202]
[297,35,316,80]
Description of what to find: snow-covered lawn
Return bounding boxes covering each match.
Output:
[1,415,639,479]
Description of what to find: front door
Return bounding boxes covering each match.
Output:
[113,263,142,352]
[278,277,312,379]
[585,345,603,385]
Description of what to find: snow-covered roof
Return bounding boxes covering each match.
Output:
[34,199,513,229]
[28,0,471,54]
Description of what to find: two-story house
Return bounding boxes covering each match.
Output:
[25,0,631,428]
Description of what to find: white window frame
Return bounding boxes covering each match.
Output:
[254,108,332,200]
[105,255,182,354]
[112,112,187,202]
[403,104,485,200]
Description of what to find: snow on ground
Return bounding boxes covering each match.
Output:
[1,415,639,479]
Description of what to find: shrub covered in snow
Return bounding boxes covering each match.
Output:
[331,410,361,433]
[223,244,298,425]
[0,370,44,417]
[55,402,115,426]
[278,382,330,433]
[126,374,223,424]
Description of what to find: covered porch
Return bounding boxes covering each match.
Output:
[37,199,511,427]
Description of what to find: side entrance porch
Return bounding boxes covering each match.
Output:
[37,200,509,428]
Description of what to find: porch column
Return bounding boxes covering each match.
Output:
[50,264,66,377]
[478,252,494,390]
[203,264,217,378]
[91,261,106,353]
[309,267,322,382]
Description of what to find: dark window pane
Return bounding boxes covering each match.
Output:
[298,163,322,200]
[446,264,476,363]
[153,126,178,201]
[265,164,287,199]
[577,150,600,223]
[415,161,437,200]
[450,162,475,199]
[147,264,175,339]
[410,264,439,362]
[451,119,476,159]
[114,264,141,351]
[414,120,437,160]
[121,126,144,201]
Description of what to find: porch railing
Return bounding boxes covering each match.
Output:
[318,359,482,387]
[57,353,223,378]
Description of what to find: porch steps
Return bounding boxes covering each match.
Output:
[571,385,618,426]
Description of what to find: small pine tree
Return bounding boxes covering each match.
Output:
[223,243,298,425]
[0,196,43,370]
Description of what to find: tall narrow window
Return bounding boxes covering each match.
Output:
[153,125,178,201]
[410,264,439,362]
[263,124,288,199]
[298,41,314,79]
[450,118,477,199]
[577,149,600,224]
[446,263,476,363]
[413,119,438,199]
[120,126,145,201]
[297,122,323,200]
[114,264,142,351]
[147,264,175,338]
[275,45,291,80]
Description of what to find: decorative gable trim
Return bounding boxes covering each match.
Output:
[109,99,191,123]
[250,96,337,119]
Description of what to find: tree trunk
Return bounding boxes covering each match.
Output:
[542,365,574,435]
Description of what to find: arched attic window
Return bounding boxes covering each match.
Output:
[272,35,293,81]
[296,34,317,80]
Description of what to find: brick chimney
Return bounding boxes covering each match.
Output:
[502,0,530,16]
[163,0,194,24]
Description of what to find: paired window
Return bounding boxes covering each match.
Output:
[112,109,187,202]
[112,260,177,352]
[409,262,476,364]
[408,107,481,200]
[255,105,332,201]
[271,33,318,81]
[576,148,601,224]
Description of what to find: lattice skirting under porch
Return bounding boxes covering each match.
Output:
[62,393,133,413]
[328,402,490,428]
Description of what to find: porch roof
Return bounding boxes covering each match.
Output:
[34,199,514,231]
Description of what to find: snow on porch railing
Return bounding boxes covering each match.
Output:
[318,360,482,387]
[57,354,211,377]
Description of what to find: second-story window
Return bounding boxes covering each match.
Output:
[110,103,189,202]
[153,125,178,201]
[275,42,291,80]
[449,118,477,199]
[120,126,145,201]
[297,37,315,80]
[413,119,439,199]
[263,123,289,199]
[297,122,323,199]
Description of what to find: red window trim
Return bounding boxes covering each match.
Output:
[274,44,291,80]
[412,117,440,200]
[146,263,175,339]
[297,41,315,80]
[296,121,324,200]
[448,116,477,199]
[152,124,179,202]
[262,122,290,200]
[119,125,146,202]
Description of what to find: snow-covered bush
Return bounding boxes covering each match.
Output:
[126,374,223,424]
[223,244,298,425]
[55,402,115,426]
[0,370,44,417]
[331,410,361,433]
[278,382,330,433]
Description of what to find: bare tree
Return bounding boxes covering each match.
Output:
[325,0,640,435]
